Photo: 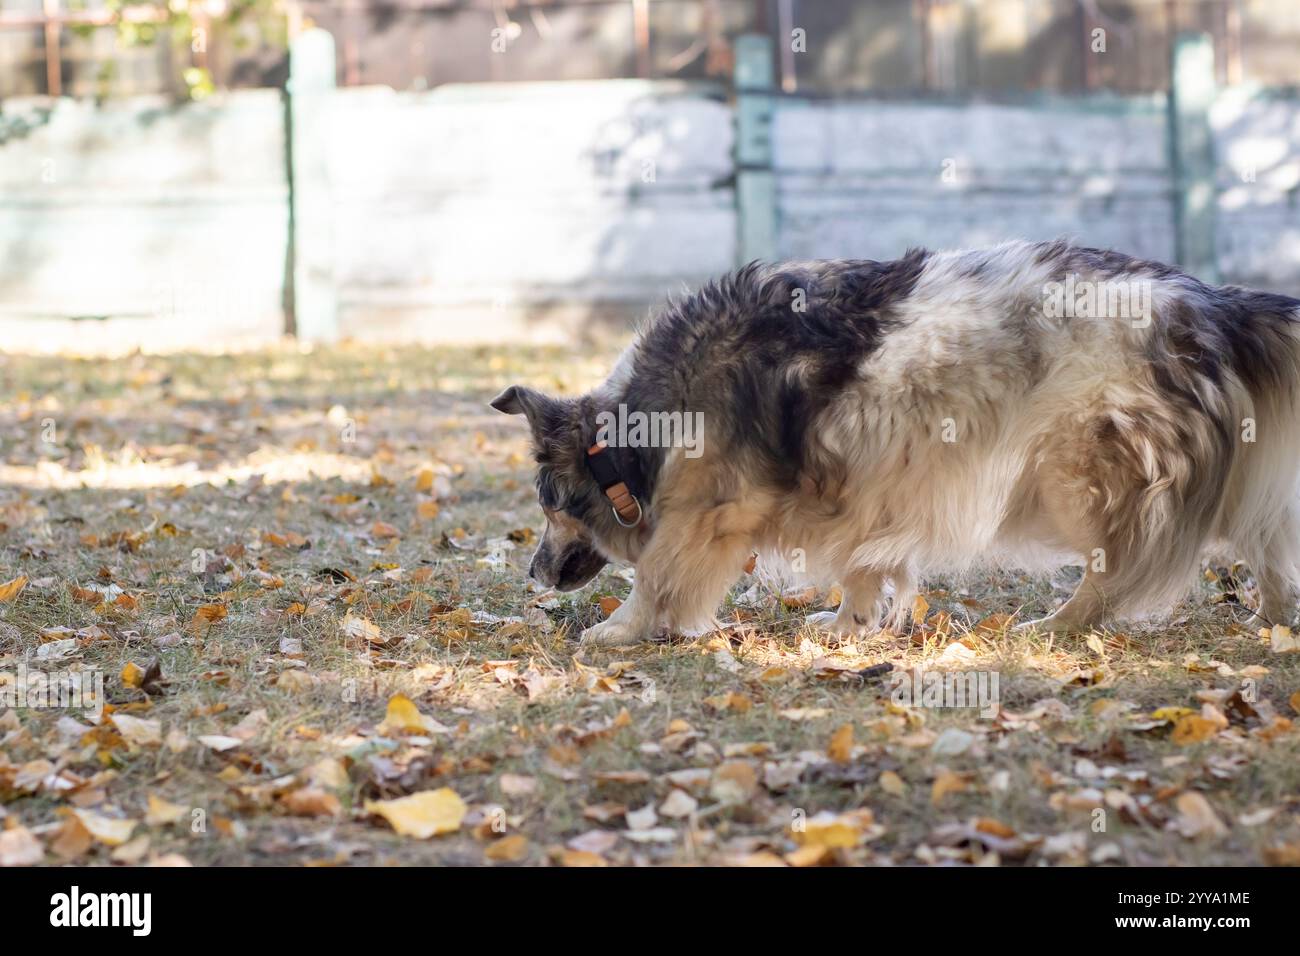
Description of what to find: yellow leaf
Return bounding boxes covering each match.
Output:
[1151,706,1196,721]
[795,813,864,849]
[1172,714,1221,745]
[120,661,144,689]
[484,834,530,862]
[378,693,431,735]
[416,468,435,491]
[931,770,969,805]
[558,849,608,867]
[784,845,831,867]
[364,788,466,839]
[1289,690,1300,716]
[0,575,28,603]
[71,808,137,847]
[912,594,930,622]
[879,770,907,797]
[417,500,440,520]
[144,794,187,826]
[827,723,854,764]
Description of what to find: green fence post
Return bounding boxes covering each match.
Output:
[1168,32,1219,283]
[288,28,338,341]
[735,34,776,266]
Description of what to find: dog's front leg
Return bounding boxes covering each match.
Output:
[580,501,758,649]
[579,580,660,648]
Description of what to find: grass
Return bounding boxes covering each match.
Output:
[0,340,1298,867]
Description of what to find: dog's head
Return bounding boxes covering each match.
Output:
[489,384,628,591]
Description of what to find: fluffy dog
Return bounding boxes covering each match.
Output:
[490,239,1300,648]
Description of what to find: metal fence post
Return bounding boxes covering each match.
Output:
[1168,32,1219,283]
[288,27,338,341]
[734,33,777,266]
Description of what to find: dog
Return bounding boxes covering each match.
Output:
[490,239,1300,648]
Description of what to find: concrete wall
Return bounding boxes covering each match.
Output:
[0,92,288,352]
[2,77,1300,353]
[322,80,735,341]
[772,97,1176,264]
[1212,88,1300,292]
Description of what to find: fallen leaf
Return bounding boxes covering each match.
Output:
[342,613,385,645]
[1172,714,1220,745]
[377,693,444,736]
[557,849,607,867]
[71,808,137,847]
[827,723,854,764]
[109,835,151,864]
[484,834,529,862]
[112,714,162,747]
[659,789,698,819]
[0,575,28,603]
[120,661,145,689]
[0,826,43,866]
[189,603,227,633]
[144,794,188,826]
[498,773,537,797]
[879,770,908,797]
[281,787,342,818]
[931,770,970,805]
[1172,792,1228,840]
[710,761,758,803]
[364,788,466,838]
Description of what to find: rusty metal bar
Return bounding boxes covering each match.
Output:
[1225,0,1243,85]
[42,0,62,97]
[631,0,650,77]
[916,0,934,90]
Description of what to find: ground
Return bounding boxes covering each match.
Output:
[0,340,1298,868]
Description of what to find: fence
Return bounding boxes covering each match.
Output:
[0,28,1298,351]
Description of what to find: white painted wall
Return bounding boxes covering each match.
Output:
[0,92,288,352]
[323,81,736,340]
[1212,89,1300,292]
[2,82,1299,353]
[773,99,1177,266]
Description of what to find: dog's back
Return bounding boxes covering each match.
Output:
[624,238,1300,627]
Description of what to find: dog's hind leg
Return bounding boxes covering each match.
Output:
[806,568,885,641]
[1241,514,1300,626]
[884,565,918,634]
[1018,567,1109,634]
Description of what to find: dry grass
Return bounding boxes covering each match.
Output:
[1,340,1298,867]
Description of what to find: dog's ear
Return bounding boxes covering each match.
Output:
[489,385,538,417]
[490,386,560,431]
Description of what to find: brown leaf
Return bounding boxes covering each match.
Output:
[0,575,28,603]
[827,723,854,764]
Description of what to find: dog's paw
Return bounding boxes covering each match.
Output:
[579,617,651,649]
[1014,614,1085,635]
[805,608,878,641]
